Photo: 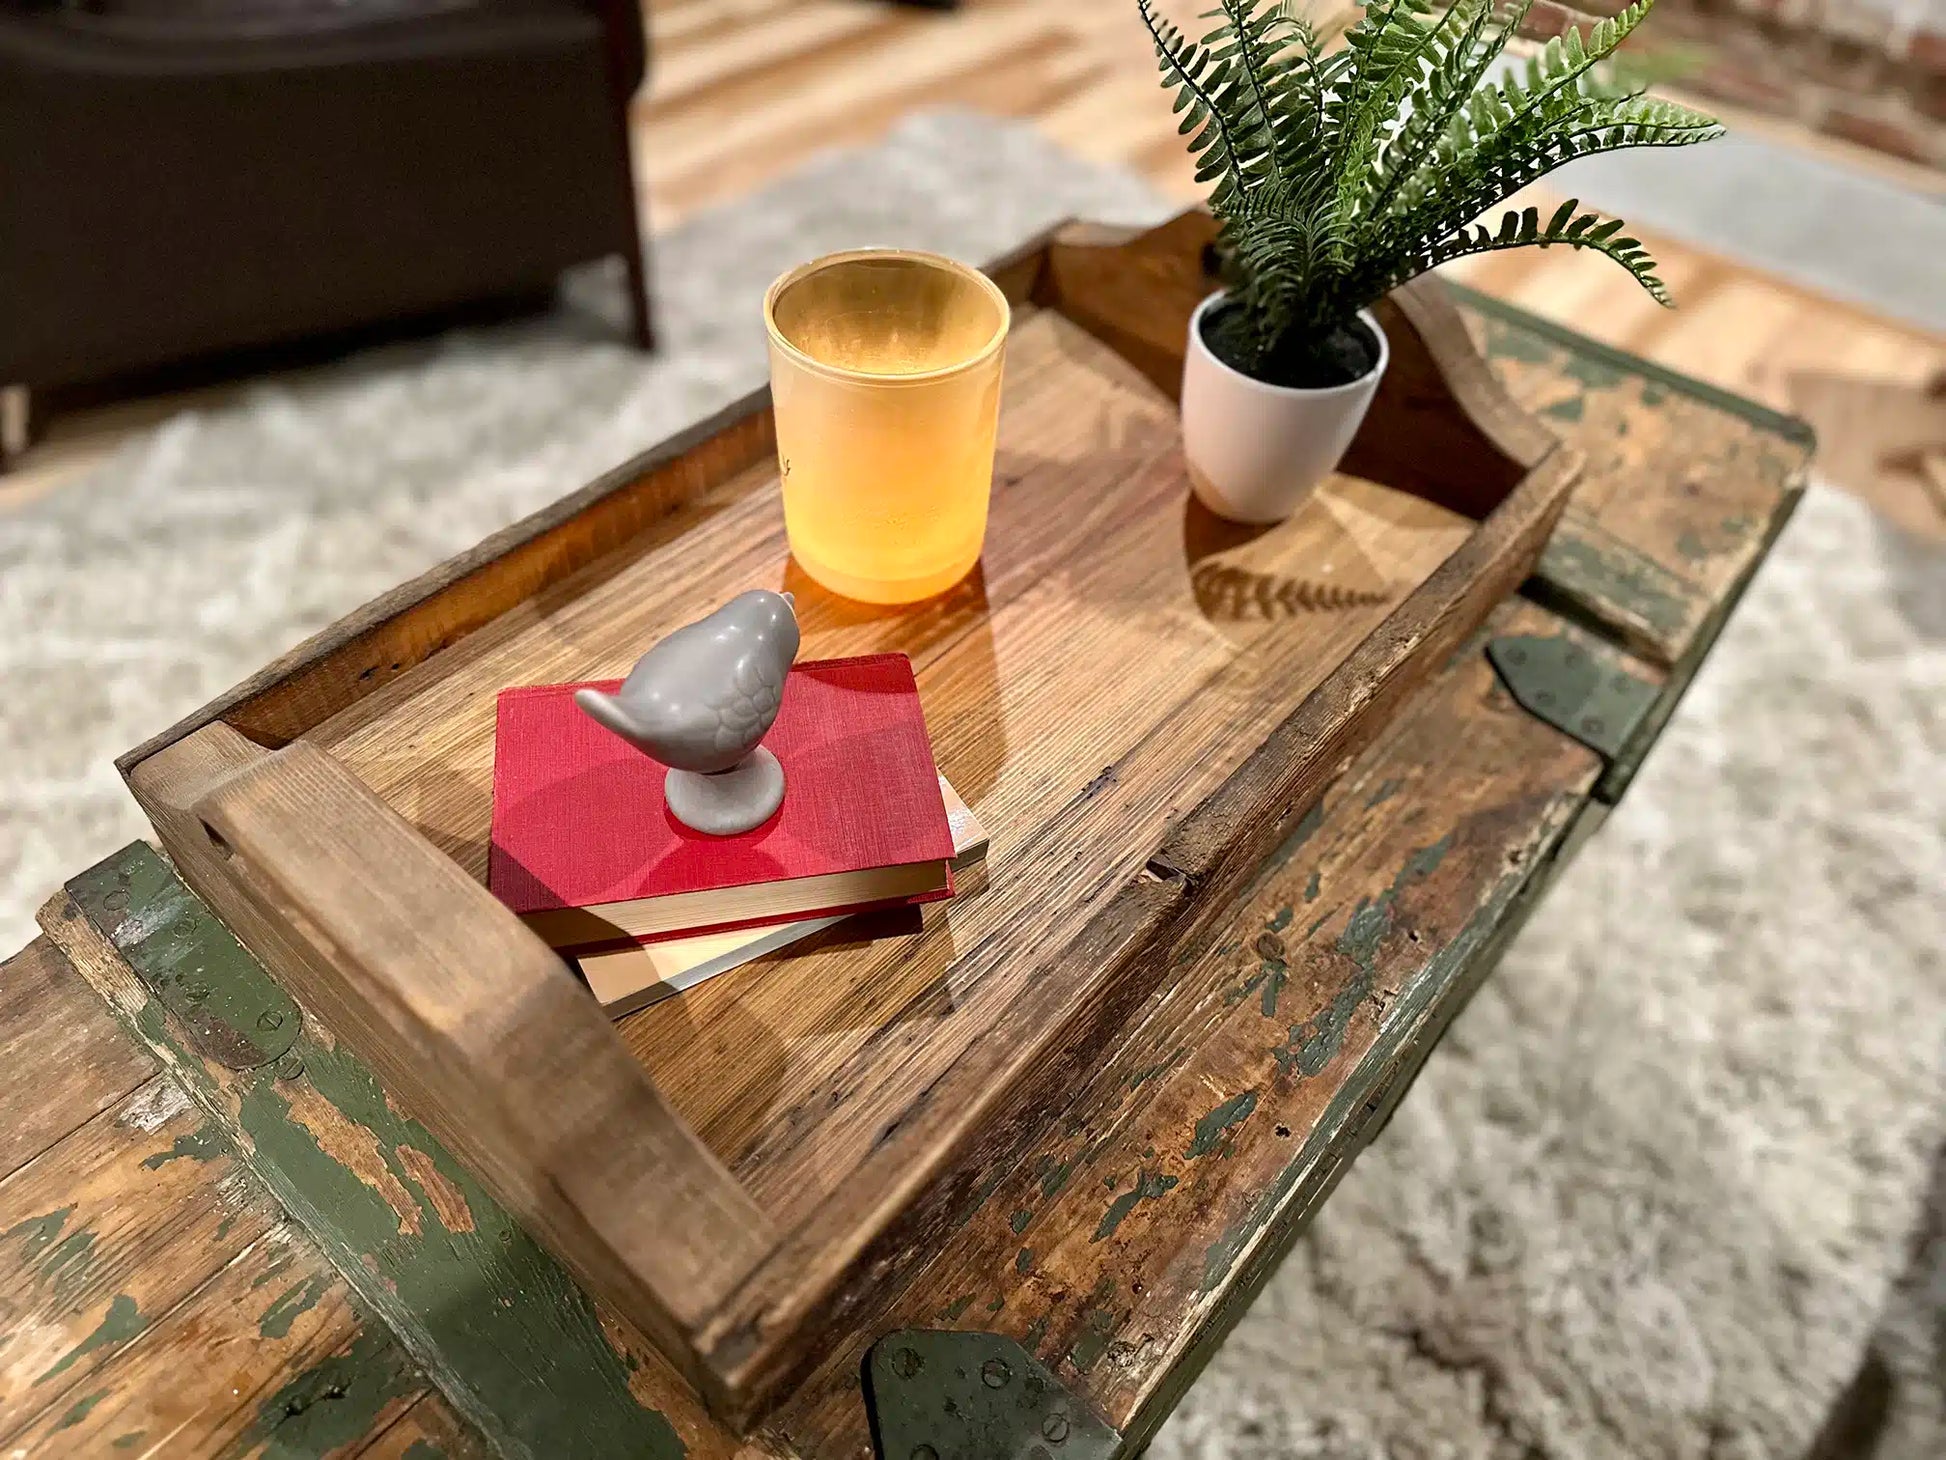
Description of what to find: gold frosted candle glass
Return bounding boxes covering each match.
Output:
[764,249,1010,604]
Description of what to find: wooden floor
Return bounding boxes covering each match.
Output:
[4,0,1942,532]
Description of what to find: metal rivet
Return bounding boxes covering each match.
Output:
[910,1447,939,1460]
[103,887,129,911]
[185,982,210,1003]
[276,1054,305,1082]
[981,1358,1011,1388]
[257,1011,285,1032]
[891,1347,922,1379]
[1042,1413,1071,1443]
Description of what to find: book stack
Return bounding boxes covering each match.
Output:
[488,653,981,1017]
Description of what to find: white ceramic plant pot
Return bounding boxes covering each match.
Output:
[1180,292,1390,525]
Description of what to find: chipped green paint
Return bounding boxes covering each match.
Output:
[249,1247,299,1291]
[1561,353,1626,391]
[956,1163,1012,1226]
[1009,1208,1033,1234]
[217,1327,418,1460]
[1264,799,1327,874]
[259,1269,334,1339]
[37,1294,146,1384]
[1225,968,1267,1010]
[1452,286,1816,446]
[1303,869,1321,903]
[67,845,298,1071]
[213,1213,239,1242]
[140,1121,227,1170]
[4,1206,74,1262]
[1067,1278,1120,1372]
[986,1296,1005,1313]
[111,1432,146,1450]
[67,844,689,1460]
[1267,906,1293,933]
[1036,1154,1076,1202]
[1016,1247,1035,1275]
[1200,807,1581,1301]
[1023,1315,1050,1353]
[1479,317,1557,365]
[1274,837,1452,1081]
[1187,1091,1259,1159]
[1199,1215,1255,1295]
[1541,393,1585,424]
[1258,959,1287,1019]
[1093,1169,1179,1243]
[403,1442,447,1460]
[53,1389,107,1431]
[1534,528,1701,649]
[936,1294,974,1324]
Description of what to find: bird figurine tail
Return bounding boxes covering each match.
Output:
[572,687,651,752]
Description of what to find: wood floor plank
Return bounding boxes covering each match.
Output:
[0,940,156,1181]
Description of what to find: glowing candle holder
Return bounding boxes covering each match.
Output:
[764,249,1010,605]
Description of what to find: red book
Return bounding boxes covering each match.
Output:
[489,654,955,951]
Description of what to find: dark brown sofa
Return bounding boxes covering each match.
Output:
[0,0,651,466]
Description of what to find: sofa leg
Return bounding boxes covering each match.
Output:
[625,241,655,352]
[0,387,30,474]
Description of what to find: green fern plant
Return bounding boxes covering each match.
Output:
[1140,0,1722,382]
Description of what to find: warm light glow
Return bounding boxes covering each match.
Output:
[764,249,1010,604]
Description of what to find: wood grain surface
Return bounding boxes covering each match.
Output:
[0,941,156,1180]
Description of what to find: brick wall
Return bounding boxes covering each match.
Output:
[1528,0,1946,169]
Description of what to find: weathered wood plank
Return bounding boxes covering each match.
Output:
[761,597,1631,1457]
[348,1392,494,1460]
[1,1223,423,1458]
[1461,286,1815,674]
[0,939,155,1180]
[38,856,730,1460]
[0,1075,276,1428]
[129,726,771,1402]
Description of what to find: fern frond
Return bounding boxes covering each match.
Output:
[1366,0,1524,217]
[1385,200,1670,303]
[1138,0,1263,211]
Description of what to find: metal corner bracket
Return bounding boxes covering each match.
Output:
[1486,633,1658,762]
[865,1330,1123,1460]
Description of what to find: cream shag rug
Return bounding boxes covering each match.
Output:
[0,112,1939,1460]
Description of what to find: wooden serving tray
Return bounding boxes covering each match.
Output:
[113,209,1579,1429]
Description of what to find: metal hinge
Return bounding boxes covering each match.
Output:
[68,843,302,1070]
[1486,634,1659,762]
[865,1330,1123,1460]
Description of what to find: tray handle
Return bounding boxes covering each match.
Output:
[1034,209,1556,520]
[127,722,772,1392]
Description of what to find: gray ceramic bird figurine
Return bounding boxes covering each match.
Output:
[574,589,801,835]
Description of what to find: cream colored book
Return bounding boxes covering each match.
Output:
[575,776,988,1019]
